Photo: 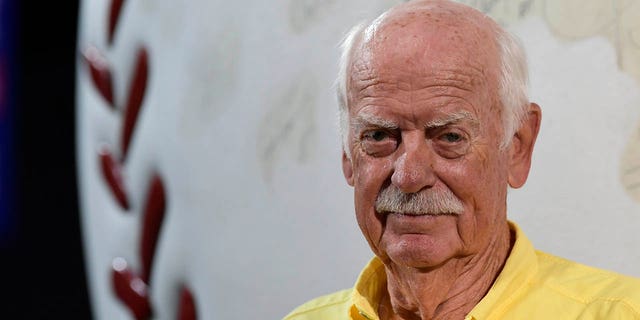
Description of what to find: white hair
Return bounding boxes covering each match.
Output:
[336,22,367,159]
[494,26,530,149]
[336,16,529,158]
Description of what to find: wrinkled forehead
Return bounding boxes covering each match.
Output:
[350,1,501,90]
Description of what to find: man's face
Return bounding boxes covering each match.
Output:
[343,10,514,269]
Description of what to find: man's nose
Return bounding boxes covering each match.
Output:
[391,135,437,194]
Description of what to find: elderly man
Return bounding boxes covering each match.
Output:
[285,0,640,319]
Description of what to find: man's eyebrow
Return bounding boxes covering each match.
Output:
[351,113,399,131]
[425,110,478,129]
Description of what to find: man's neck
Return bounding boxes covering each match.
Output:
[378,224,513,320]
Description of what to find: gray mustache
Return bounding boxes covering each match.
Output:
[375,185,464,215]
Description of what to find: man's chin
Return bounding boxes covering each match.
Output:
[380,215,461,269]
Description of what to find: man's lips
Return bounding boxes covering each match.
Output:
[383,212,453,234]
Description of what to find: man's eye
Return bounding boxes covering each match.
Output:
[440,132,462,143]
[432,130,470,159]
[360,130,398,156]
[364,130,389,141]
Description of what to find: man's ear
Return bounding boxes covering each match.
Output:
[508,103,542,188]
[342,151,354,186]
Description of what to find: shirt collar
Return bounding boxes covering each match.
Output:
[351,257,386,320]
[349,221,538,320]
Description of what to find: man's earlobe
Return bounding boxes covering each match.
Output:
[342,152,354,186]
[508,103,542,188]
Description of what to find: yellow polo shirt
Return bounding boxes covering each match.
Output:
[284,223,640,319]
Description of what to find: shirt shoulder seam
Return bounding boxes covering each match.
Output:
[285,291,352,318]
[543,280,640,313]
[588,297,640,316]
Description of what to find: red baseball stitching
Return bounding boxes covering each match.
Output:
[83,0,198,318]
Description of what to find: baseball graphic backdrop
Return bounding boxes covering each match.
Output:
[76,0,640,318]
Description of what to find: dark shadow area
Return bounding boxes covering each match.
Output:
[2,1,92,318]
